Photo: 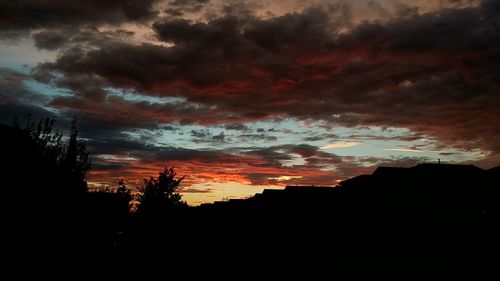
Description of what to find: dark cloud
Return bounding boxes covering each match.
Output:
[439,152,456,156]
[481,0,500,18]
[303,133,340,142]
[212,131,225,142]
[33,1,500,164]
[170,0,210,7]
[31,28,136,51]
[161,125,180,131]
[245,146,293,167]
[91,162,131,172]
[190,129,227,144]
[47,6,341,91]
[238,133,277,142]
[0,103,57,126]
[76,117,160,146]
[224,123,250,131]
[247,144,343,168]
[164,0,210,17]
[241,143,359,185]
[32,30,68,50]
[243,6,338,52]
[85,136,243,184]
[0,68,54,122]
[153,19,208,43]
[55,74,108,102]
[191,129,210,138]
[139,146,234,163]
[85,135,154,156]
[0,0,158,37]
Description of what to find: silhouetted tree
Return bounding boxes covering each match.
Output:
[62,118,91,193]
[12,116,91,194]
[118,179,127,194]
[117,179,133,211]
[137,167,187,217]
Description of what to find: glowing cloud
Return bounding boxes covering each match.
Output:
[268,175,303,182]
[383,148,423,153]
[320,142,361,150]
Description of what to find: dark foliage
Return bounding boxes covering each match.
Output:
[1,117,99,280]
[2,116,91,231]
[136,167,187,218]
[12,116,91,194]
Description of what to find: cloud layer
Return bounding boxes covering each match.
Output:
[1,0,499,203]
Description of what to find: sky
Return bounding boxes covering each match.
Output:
[1,0,499,205]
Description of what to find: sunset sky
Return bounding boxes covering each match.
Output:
[1,0,499,205]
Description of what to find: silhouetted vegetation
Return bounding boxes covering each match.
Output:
[2,116,91,229]
[136,167,187,218]
[12,116,90,194]
[1,117,99,280]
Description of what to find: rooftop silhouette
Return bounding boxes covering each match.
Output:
[200,162,498,209]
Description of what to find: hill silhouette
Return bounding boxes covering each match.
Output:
[1,123,499,280]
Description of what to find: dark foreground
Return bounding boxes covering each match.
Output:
[113,164,499,280]
[5,166,500,280]
[2,124,499,280]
